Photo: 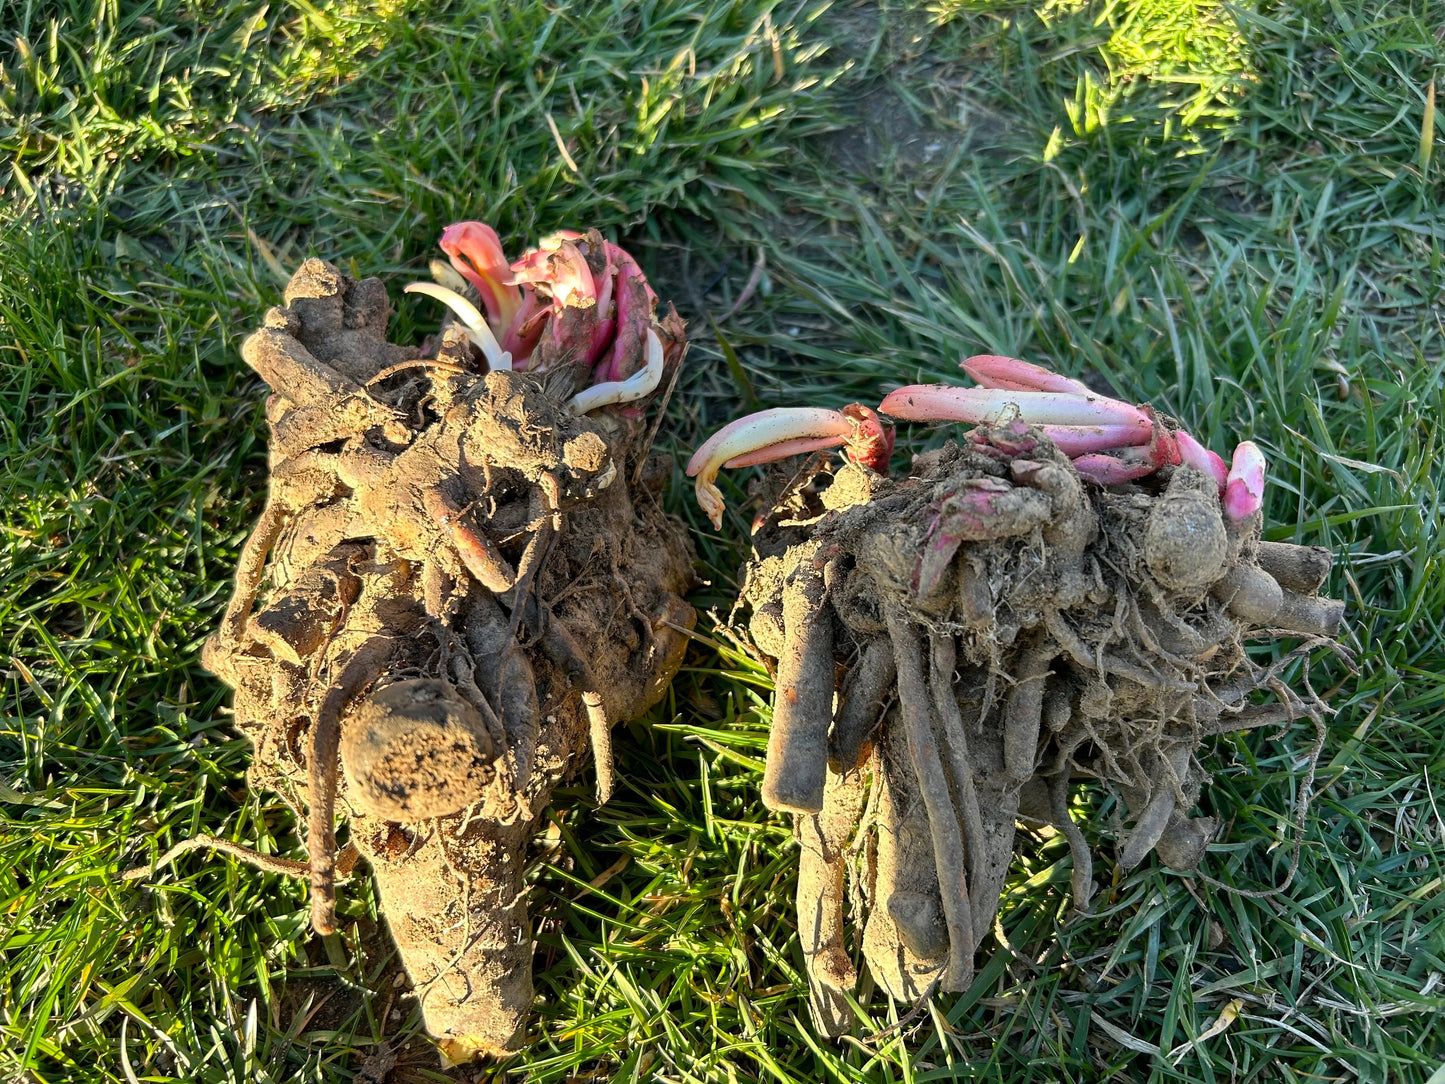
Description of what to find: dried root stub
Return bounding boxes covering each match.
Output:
[693,360,1345,1036]
[199,224,695,1060]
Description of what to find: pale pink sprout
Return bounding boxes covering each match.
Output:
[960,355,1094,395]
[1224,440,1266,521]
[877,354,1260,506]
[686,405,894,530]
[1176,430,1229,488]
[878,384,1153,430]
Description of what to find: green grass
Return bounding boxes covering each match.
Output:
[2,0,1443,1081]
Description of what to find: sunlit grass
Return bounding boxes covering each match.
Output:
[2,0,1444,1081]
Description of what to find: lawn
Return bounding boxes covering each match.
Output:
[2,0,1443,1081]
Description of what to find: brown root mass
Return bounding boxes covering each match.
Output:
[735,427,1345,1036]
[202,259,695,1060]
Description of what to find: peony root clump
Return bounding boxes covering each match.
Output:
[194,223,695,1060]
[689,356,1346,1034]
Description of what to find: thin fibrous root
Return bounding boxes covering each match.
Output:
[506,486,558,639]
[886,604,975,992]
[308,636,395,935]
[205,498,288,679]
[762,548,835,814]
[1047,770,1093,912]
[122,834,311,882]
[1044,610,1195,693]
[519,596,614,805]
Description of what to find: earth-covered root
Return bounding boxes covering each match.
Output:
[200,254,695,1057]
[734,429,1345,1029]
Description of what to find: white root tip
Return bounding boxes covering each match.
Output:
[565,327,665,415]
[404,281,505,369]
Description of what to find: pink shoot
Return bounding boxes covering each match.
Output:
[840,404,895,472]
[1039,423,1153,457]
[1177,430,1229,488]
[916,478,1015,595]
[510,237,597,310]
[725,435,853,469]
[879,385,1152,430]
[600,253,653,383]
[417,223,675,409]
[1071,449,1159,485]
[439,222,523,333]
[1144,414,1183,470]
[1224,440,1266,521]
[687,407,870,530]
[960,355,1094,395]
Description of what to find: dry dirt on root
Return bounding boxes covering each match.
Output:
[734,427,1345,1034]
[202,259,696,1060]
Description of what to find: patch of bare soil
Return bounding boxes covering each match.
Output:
[813,2,1010,181]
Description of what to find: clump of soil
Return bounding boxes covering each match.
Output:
[734,425,1344,1032]
[202,258,695,1059]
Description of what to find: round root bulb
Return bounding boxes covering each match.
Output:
[1145,469,1229,591]
[340,678,499,821]
[761,551,835,814]
[1211,563,1283,625]
[886,605,975,992]
[205,253,699,1062]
